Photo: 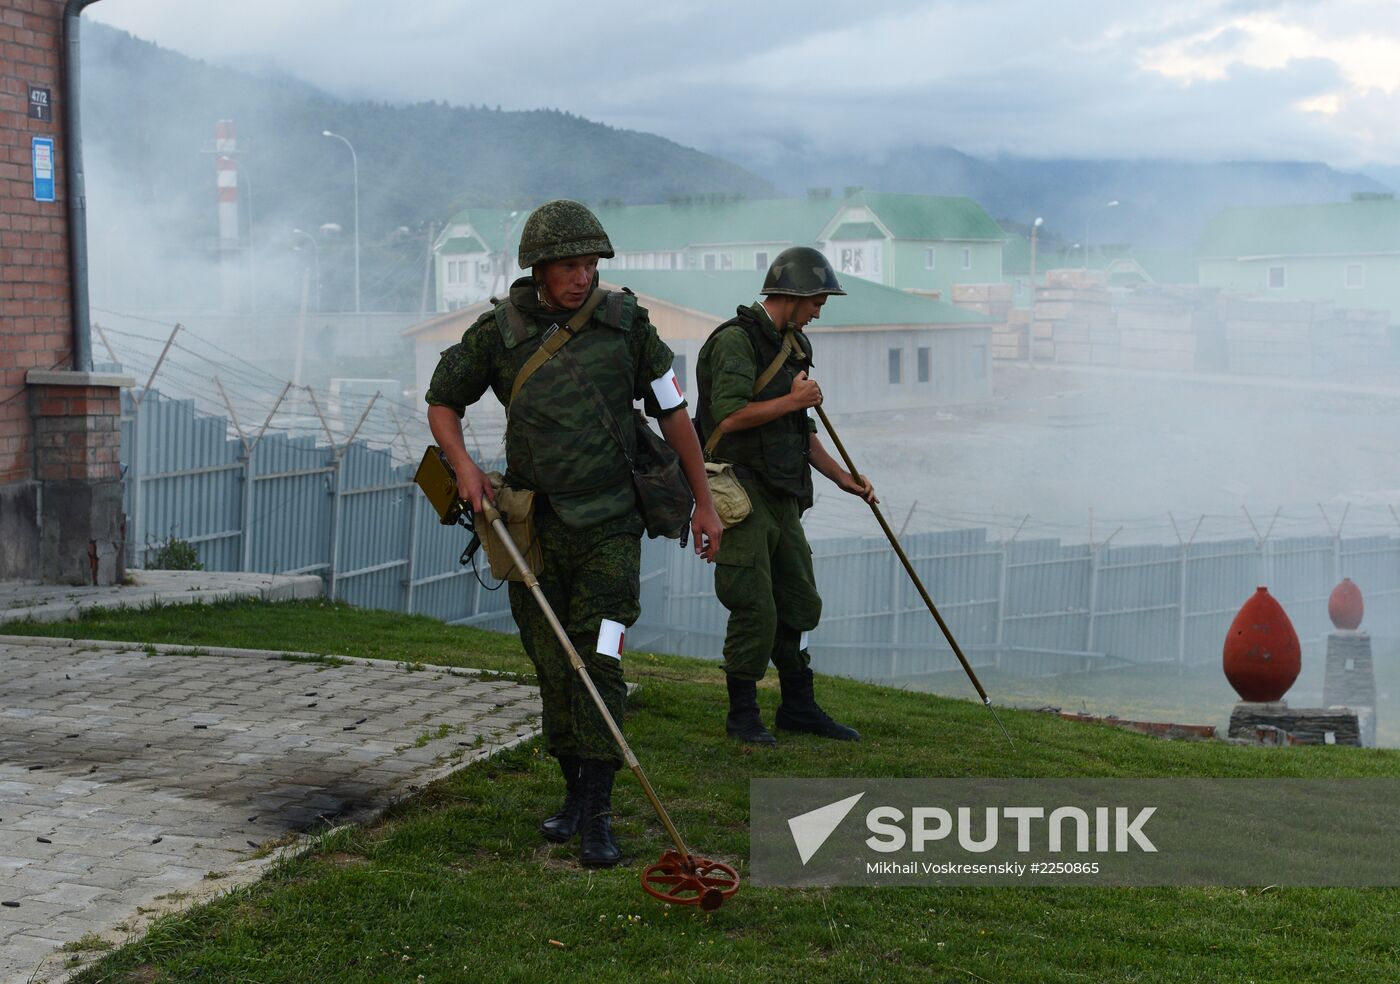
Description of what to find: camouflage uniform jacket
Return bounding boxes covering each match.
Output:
[425,276,680,528]
[696,302,817,510]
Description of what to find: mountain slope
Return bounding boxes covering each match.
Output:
[738,143,1389,247]
[80,23,774,243]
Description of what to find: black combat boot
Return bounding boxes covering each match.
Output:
[775,666,860,741]
[538,755,585,843]
[725,674,777,745]
[579,759,623,868]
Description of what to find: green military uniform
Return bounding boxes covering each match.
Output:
[695,245,859,743]
[697,302,821,681]
[425,276,678,766]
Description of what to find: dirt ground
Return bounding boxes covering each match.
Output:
[805,362,1400,546]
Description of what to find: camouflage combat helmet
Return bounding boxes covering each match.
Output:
[760,246,846,297]
[517,199,615,268]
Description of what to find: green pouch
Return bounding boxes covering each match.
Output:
[477,472,544,582]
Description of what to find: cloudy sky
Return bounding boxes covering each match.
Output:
[89,0,1400,167]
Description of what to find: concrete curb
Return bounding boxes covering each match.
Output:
[0,573,323,625]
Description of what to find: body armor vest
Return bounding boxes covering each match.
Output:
[697,305,815,509]
[496,289,640,528]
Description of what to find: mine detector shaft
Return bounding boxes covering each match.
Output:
[809,402,1014,749]
[413,445,740,908]
[477,499,740,908]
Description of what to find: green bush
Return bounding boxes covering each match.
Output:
[147,534,204,571]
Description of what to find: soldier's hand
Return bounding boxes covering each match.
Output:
[789,371,822,410]
[692,503,723,563]
[840,472,878,504]
[455,458,496,514]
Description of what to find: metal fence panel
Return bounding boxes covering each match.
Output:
[121,390,1400,685]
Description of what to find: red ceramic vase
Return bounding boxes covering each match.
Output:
[1222,586,1301,703]
[1328,577,1364,631]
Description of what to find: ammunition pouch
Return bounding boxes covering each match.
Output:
[413,449,543,582]
[478,472,543,582]
[704,461,752,529]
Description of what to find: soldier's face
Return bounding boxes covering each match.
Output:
[538,254,599,310]
[791,295,827,330]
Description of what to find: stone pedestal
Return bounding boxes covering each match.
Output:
[25,369,134,586]
[1323,631,1377,747]
[1228,701,1361,746]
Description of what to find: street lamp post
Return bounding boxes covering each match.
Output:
[321,130,360,313]
[493,209,523,298]
[1029,216,1043,285]
[1028,217,1043,366]
[291,228,321,313]
[290,228,322,387]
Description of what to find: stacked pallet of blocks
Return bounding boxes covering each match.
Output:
[1223,300,1391,376]
[1031,269,1114,365]
[1310,307,1390,375]
[951,284,1020,359]
[1114,286,1222,372]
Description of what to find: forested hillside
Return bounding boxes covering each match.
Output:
[80,23,773,312]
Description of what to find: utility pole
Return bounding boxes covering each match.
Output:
[419,222,436,315]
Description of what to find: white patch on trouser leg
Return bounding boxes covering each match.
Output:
[596,619,626,660]
[799,631,810,651]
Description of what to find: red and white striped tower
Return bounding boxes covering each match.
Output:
[215,119,240,311]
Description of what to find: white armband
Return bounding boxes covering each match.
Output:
[596,619,626,660]
[650,368,685,411]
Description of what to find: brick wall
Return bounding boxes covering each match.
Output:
[28,381,120,481]
[0,0,70,486]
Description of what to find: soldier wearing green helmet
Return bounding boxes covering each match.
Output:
[426,199,722,867]
[694,246,875,746]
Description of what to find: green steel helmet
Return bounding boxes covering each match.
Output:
[760,246,846,297]
[517,199,615,268]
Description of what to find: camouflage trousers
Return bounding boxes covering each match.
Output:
[508,502,641,767]
[713,478,822,681]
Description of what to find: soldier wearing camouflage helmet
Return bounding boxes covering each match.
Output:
[694,246,875,746]
[427,199,722,867]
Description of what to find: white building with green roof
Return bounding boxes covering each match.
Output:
[432,192,1010,314]
[433,207,523,311]
[816,191,1006,298]
[593,196,841,275]
[604,269,996,410]
[1197,193,1400,322]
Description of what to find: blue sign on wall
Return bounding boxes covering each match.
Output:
[32,137,55,203]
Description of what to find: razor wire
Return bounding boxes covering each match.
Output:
[91,308,502,463]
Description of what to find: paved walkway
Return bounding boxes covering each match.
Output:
[0,610,542,982]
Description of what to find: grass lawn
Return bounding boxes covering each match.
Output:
[7,599,1400,983]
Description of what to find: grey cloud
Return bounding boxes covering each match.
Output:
[86,1,1399,168]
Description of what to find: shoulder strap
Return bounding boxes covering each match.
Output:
[752,329,797,397]
[507,288,607,408]
[703,328,798,456]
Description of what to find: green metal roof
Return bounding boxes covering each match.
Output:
[1197,198,1400,258]
[601,270,988,327]
[844,191,1005,241]
[441,207,518,253]
[591,198,840,252]
[828,221,884,241]
[439,235,488,255]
